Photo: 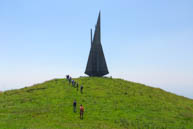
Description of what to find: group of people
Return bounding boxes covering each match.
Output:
[73,100,84,119]
[66,75,84,94]
[66,75,85,119]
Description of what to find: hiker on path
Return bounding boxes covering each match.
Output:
[66,75,69,80]
[72,80,75,86]
[74,81,76,87]
[80,104,84,119]
[73,100,77,113]
[80,85,83,94]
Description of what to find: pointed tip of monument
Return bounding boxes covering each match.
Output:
[97,11,101,24]
[99,10,101,17]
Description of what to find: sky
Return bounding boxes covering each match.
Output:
[0,0,193,98]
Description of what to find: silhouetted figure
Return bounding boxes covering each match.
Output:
[74,81,76,87]
[66,75,69,80]
[72,80,75,86]
[80,104,84,119]
[73,100,77,113]
[80,85,83,94]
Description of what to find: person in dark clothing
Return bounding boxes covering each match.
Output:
[73,100,77,113]
[80,85,83,94]
[80,104,84,119]
[72,80,74,86]
[66,75,69,80]
[74,81,76,87]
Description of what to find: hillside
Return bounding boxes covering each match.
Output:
[0,77,193,129]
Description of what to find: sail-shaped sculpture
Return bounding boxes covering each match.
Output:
[85,12,109,77]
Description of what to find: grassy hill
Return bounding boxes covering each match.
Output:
[0,77,193,129]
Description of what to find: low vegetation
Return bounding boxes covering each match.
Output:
[0,77,193,129]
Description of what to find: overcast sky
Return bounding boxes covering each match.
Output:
[0,0,193,98]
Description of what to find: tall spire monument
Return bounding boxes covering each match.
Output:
[85,12,109,77]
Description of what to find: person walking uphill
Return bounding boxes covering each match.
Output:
[66,75,69,80]
[73,100,77,113]
[80,85,83,94]
[80,104,84,119]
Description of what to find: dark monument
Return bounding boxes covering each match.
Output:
[85,12,109,77]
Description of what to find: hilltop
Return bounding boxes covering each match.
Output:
[0,77,193,129]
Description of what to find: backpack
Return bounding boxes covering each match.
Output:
[80,106,84,112]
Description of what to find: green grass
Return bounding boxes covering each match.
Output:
[0,77,193,129]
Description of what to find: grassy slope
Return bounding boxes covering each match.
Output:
[0,77,193,129]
